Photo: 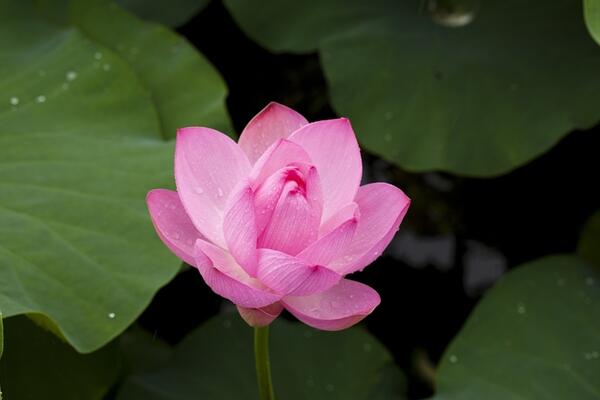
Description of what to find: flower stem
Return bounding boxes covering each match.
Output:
[254,326,275,400]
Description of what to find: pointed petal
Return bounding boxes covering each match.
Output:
[238,102,309,164]
[175,127,251,247]
[249,139,312,187]
[282,279,380,331]
[146,189,203,266]
[257,249,341,296]
[258,181,320,255]
[193,240,281,308]
[237,302,284,327]
[223,182,258,276]
[331,183,410,274]
[288,118,361,222]
[298,208,359,266]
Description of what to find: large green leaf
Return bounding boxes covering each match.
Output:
[117,0,210,27]
[0,0,229,352]
[433,255,600,399]
[117,314,406,399]
[579,211,600,266]
[0,316,120,400]
[225,0,600,176]
[585,0,600,45]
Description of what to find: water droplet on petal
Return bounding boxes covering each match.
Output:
[194,186,204,194]
[36,95,46,103]
[9,96,19,106]
[66,70,77,81]
[217,187,224,197]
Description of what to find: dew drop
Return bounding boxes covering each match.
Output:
[217,187,224,197]
[9,96,19,106]
[517,302,526,315]
[103,63,111,71]
[36,95,46,103]
[194,186,204,194]
[449,354,458,364]
[94,51,103,60]
[66,70,77,81]
[108,312,116,319]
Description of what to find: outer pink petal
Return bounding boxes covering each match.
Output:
[298,208,359,266]
[237,303,284,327]
[258,180,320,255]
[330,183,410,274]
[146,189,203,266]
[223,182,258,276]
[288,118,362,222]
[257,249,341,296]
[249,139,312,187]
[175,127,251,247]
[238,102,309,164]
[193,240,281,308]
[282,279,380,331]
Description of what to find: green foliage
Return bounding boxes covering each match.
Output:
[117,314,406,399]
[0,0,229,353]
[0,316,120,399]
[585,0,600,45]
[225,0,600,176]
[433,255,600,399]
[579,211,600,266]
[118,0,210,27]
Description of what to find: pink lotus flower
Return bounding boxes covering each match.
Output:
[147,103,410,330]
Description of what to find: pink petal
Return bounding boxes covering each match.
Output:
[193,239,281,308]
[298,208,359,266]
[238,102,309,164]
[258,180,320,255]
[146,189,203,266]
[257,249,341,296]
[282,279,381,331]
[237,303,284,327]
[288,118,361,222]
[175,127,251,247]
[223,182,258,276]
[330,183,410,274]
[319,203,360,237]
[249,139,312,187]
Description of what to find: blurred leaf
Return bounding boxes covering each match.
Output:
[0,316,120,400]
[0,0,228,352]
[118,314,406,400]
[117,0,210,27]
[578,211,600,266]
[0,313,3,400]
[432,255,600,399]
[225,0,600,176]
[585,0,600,45]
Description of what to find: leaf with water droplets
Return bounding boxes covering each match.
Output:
[433,255,600,399]
[0,0,229,352]
[117,313,407,399]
